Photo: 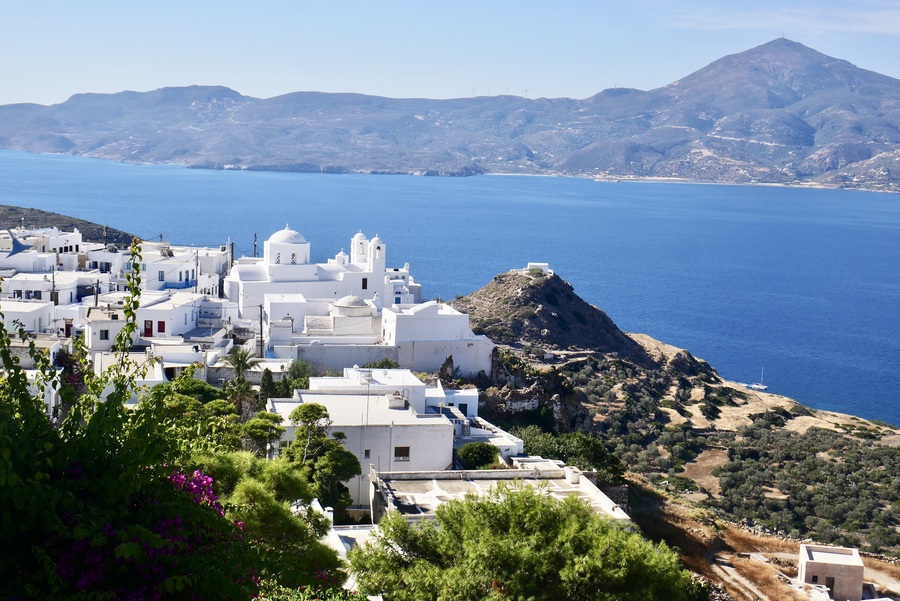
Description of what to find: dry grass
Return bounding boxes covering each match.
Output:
[730,556,807,601]
[681,448,729,498]
[864,556,900,580]
[724,525,800,554]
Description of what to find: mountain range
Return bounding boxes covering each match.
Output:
[1,38,899,191]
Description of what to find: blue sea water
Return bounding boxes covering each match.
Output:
[0,150,898,426]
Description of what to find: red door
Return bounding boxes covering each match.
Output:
[143,320,153,337]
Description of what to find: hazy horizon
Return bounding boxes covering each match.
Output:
[3,1,900,106]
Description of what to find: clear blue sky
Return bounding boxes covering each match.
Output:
[2,0,899,105]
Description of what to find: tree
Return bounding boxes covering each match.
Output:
[242,411,286,457]
[275,360,315,398]
[0,240,258,599]
[457,441,499,469]
[512,425,625,487]
[288,403,333,464]
[226,376,257,418]
[284,404,361,519]
[360,358,400,369]
[223,346,262,381]
[349,484,706,601]
[259,367,275,403]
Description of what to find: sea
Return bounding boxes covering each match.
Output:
[0,150,898,426]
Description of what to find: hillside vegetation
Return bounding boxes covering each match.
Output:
[452,270,900,559]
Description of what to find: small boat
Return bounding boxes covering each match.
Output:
[746,368,767,391]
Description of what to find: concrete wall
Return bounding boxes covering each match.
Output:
[396,339,493,376]
[292,344,400,373]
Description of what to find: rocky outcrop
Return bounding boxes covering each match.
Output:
[451,271,653,366]
[0,206,135,244]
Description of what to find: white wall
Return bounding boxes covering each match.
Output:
[281,419,454,507]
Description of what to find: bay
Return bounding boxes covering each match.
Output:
[1,149,898,426]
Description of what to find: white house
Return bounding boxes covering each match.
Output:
[1,270,110,307]
[381,301,494,375]
[83,290,209,351]
[270,392,454,508]
[85,241,229,294]
[0,299,55,334]
[269,368,472,508]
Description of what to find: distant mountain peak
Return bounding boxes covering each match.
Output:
[0,40,898,191]
[657,37,893,112]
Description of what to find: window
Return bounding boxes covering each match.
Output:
[362,277,368,290]
[364,449,370,459]
[158,271,165,282]
[394,446,410,462]
[191,269,195,280]
[811,576,818,584]
[275,253,280,264]
[290,253,296,264]
[179,271,183,281]
[158,321,166,333]
[99,329,109,341]
[395,296,401,304]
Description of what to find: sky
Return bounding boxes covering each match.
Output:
[2,0,900,106]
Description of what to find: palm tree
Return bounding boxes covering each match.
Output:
[223,347,261,382]
[225,377,256,418]
[222,347,262,419]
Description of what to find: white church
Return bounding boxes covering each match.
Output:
[223,227,493,376]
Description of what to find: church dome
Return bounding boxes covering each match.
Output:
[268,226,306,245]
[334,294,368,308]
[370,235,384,245]
[352,231,367,241]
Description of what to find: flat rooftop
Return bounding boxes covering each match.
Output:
[803,544,864,566]
[310,368,425,390]
[375,465,630,522]
[270,393,446,427]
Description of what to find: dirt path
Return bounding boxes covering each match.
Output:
[711,554,769,601]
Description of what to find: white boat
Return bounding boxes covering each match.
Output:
[746,368,767,391]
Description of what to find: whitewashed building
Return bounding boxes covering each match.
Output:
[83,290,208,351]
[381,301,494,375]
[224,227,492,376]
[269,368,470,507]
[223,227,421,320]
[0,299,55,334]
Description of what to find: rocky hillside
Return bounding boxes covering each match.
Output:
[451,270,653,365]
[456,267,900,565]
[1,39,898,190]
[0,206,135,244]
